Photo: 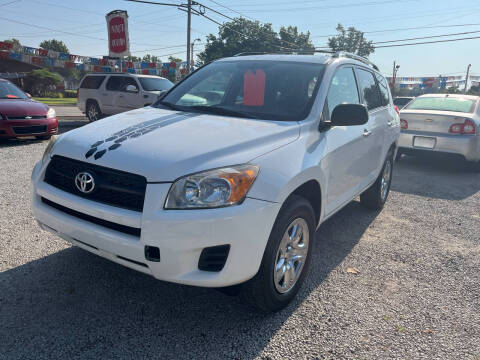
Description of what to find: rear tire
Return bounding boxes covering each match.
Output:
[86,100,102,122]
[360,150,394,210]
[240,195,315,312]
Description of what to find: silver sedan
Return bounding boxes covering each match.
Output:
[398,94,480,166]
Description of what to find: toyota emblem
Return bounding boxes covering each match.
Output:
[75,172,95,194]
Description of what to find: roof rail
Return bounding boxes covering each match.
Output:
[234,49,334,57]
[332,51,379,71]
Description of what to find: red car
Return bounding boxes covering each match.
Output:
[0,78,58,140]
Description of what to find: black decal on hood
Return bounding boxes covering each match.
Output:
[85,112,200,160]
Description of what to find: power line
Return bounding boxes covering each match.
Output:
[375,35,480,48]
[373,30,480,44]
[0,0,21,6]
[312,22,480,39]
[203,0,255,20]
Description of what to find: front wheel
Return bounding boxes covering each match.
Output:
[240,195,315,312]
[360,151,394,210]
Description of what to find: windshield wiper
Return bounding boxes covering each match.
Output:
[187,105,258,119]
[157,101,183,111]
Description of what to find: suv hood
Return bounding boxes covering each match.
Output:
[52,107,299,181]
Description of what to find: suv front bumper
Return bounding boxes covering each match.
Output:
[31,161,280,287]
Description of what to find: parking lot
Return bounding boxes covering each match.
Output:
[1,123,479,359]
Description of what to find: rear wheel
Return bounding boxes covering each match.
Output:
[360,150,394,210]
[240,195,315,312]
[86,100,102,122]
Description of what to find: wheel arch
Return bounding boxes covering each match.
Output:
[283,179,322,227]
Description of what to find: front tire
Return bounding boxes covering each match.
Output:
[86,100,102,122]
[360,150,394,210]
[240,195,315,312]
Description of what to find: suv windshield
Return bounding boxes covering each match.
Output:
[139,77,174,91]
[157,60,325,121]
[406,97,476,113]
[0,81,28,99]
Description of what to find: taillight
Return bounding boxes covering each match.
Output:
[394,105,400,115]
[449,119,476,134]
[400,119,408,129]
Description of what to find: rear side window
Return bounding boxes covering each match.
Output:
[356,68,382,111]
[375,73,390,106]
[406,97,476,113]
[326,67,360,118]
[80,76,105,89]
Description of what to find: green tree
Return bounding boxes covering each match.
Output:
[3,38,21,47]
[39,39,69,53]
[279,26,314,53]
[125,55,141,62]
[168,56,182,63]
[142,54,160,63]
[468,85,480,95]
[198,18,314,64]
[23,69,62,96]
[328,24,374,57]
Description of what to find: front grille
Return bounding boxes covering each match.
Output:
[7,115,47,120]
[41,197,141,237]
[13,125,47,134]
[44,155,147,212]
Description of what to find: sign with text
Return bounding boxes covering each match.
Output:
[106,10,130,57]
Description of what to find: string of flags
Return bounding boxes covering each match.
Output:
[386,75,480,89]
[0,41,190,77]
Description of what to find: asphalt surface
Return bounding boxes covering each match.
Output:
[1,125,479,359]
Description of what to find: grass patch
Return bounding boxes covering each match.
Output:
[33,97,77,106]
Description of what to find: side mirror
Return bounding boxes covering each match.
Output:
[157,90,167,100]
[25,92,32,98]
[330,103,369,126]
[125,84,138,93]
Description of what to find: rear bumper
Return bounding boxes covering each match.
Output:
[0,117,58,138]
[398,130,480,161]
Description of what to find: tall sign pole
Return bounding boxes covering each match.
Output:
[187,0,192,73]
[465,64,472,94]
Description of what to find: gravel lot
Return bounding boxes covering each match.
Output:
[1,125,479,359]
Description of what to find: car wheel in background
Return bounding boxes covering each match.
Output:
[240,195,315,312]
[35,135,51,141]
[86,100,102,122]
[360,150,394,210]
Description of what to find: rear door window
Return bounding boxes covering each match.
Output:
[355,68,382,111]
[106,76,125,91]
[375,73,390,107]
[326,67,360,119]
[80,76,105,89]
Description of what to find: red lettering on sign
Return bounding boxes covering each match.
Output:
[109,16,127,54]
[243,69,265,106]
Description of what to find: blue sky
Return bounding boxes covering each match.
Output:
[1,0,479,77]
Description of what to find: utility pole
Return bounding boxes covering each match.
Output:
[392,61,400,97]
[190,38,200,72]
[187,0,191,73]
[464,64,471,94]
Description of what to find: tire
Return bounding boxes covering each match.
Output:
[36,135,51,140]
[467,160,480,172]
[86,100,102,122]
[395,150,402,162]
[240,195,316,312]
[360,150,394,210]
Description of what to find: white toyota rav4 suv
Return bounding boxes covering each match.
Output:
[32,53,400,312]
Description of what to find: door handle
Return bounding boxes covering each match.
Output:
[387,120,394,127]
[118,95,124,98]
[363,129,372,137]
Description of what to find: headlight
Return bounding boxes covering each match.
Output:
[46,107,56,119]
[165,165,259,209]
[41,135,59,164]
